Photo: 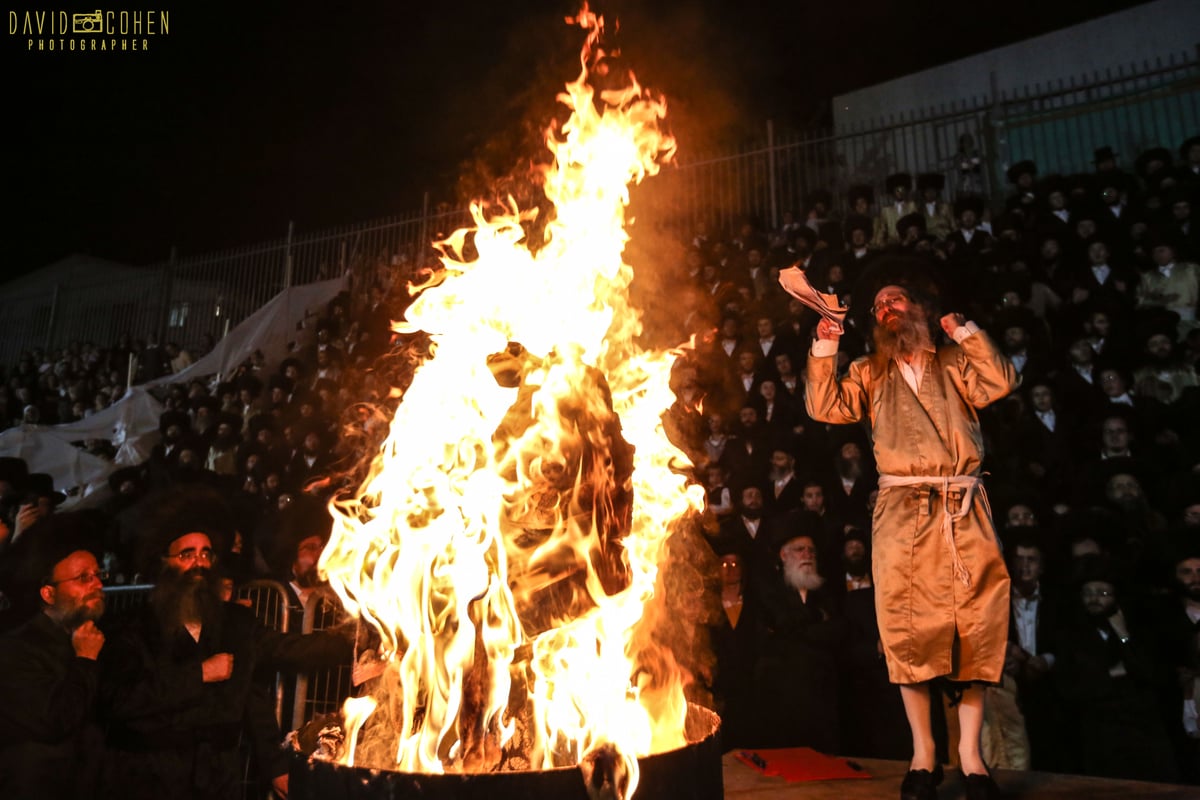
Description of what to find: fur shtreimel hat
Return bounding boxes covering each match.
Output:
[885,173,913,194]
[849,254,951,333]
[1006,160,1037,184]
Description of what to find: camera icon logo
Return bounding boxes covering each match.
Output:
[72,10,103,34]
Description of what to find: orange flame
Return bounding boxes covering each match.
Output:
[319,5,701,794]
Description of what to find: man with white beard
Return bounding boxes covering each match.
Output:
[749,511,844,751]
[780,531,825,600]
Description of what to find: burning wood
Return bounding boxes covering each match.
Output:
[314,5,704,796]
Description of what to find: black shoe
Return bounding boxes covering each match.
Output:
[963,770,1000,800]
[899,764,943,800]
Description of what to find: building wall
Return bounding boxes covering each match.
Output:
[833,0,1200,129]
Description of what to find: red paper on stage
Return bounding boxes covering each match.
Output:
[734,748,871,782]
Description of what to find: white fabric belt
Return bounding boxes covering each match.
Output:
[877,474,985,587]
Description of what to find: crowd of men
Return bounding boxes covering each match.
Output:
[1,135,1199,796]
[664,136,1200,786]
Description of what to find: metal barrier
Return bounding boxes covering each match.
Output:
[234,579,291,800]
[292,586,354,730]
[101,583,154,622]
[236,579,292,726]
[2,51,1196,369]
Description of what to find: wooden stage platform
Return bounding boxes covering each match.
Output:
[722,752,1197,798]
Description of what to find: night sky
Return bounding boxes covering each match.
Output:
[4,0,1150,276]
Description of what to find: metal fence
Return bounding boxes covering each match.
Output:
[292,586,354,731]
[235,579,291,800]
[3,49,1197,369]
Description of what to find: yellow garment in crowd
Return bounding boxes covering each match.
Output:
[806,330,1019,684]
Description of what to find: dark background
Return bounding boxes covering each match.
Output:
[3,0,1150,275]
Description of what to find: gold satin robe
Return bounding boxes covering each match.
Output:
[806,332,1019,684]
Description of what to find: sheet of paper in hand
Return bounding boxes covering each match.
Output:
[778,266,848,334]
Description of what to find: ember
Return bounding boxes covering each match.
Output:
[316,4,707,797]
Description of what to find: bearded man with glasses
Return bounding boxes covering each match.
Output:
[0,512,108,799]
[802,256,1019,800]
[98,489,290,800]
[1053,556,1180,782]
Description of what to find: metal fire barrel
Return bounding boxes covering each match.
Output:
[289,704,723,800]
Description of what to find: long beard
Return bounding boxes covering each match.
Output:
[837,457,862,480]
[153,566,223,637]
[783,562,825,593]
[873,305,933,360]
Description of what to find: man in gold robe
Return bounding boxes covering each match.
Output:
[801,259,1018,800]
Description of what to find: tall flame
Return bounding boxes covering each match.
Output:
[320,5,703,794]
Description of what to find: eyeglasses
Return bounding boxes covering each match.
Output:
[48,569,109,586]
[872,294,909,315]
[165,547,216,565]
[1081,588,1114,599]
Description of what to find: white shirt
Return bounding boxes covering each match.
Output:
[742,517,760,539]
[759,337,775,357]
[1160,262,1175,279]
[1013,589,1041,654]
[846,573,872,591]
[1036,409,1057,432]
[1010,351,1028,374]
[1074,364,1094,384]
[897,323,979,394]
[1053,209,1070,223]
[962,228,976,244]
[1092,264,1111,285]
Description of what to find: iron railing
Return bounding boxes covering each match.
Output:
[3,49,1196,369]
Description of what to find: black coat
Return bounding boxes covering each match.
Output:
[0,613,103,800]
[99,602,290,800]
[1053,613,1180,782]
[747,582,846,751]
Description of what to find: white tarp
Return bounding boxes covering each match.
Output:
[143,275,348,389]
[2,275,348,502]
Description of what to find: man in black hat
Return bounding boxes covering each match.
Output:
[946,195,993,270]
[874,173,917,248]
[804,256,1019,799]
[1054,557,1179,782]
[1137,238,1200,336]
[0,456,34,553]
[750,512,844,751]
[203,411,243,478]
[1005,160,1038,217]
[917,174,954,241]
[0,513,106,799]
[1132,323,1198,405]
[98,488,290,799]
[844,212,877,264]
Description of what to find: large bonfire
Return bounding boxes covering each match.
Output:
[318,5,704,796]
